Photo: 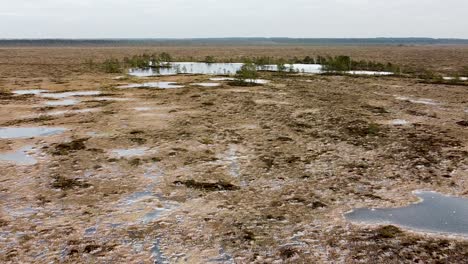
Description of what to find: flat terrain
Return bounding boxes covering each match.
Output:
[0,46,467,263]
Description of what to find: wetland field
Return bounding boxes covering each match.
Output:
[0,45,468,263]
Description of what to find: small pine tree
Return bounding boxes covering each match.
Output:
[235,63,258,84]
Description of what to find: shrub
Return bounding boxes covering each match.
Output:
[235,62,258,84]
[322,55,352,72]
[159,52,172,63]
[253,56,273,66]
[102,59,122,73]
[204,56,216,63]
[276,58,287,75]
[376,225,402,239]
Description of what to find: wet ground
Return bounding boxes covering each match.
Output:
[0,64,468,263]
[346,191,468,236]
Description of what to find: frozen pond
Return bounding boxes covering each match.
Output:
[0,146,37,165]
[346,191,468,236]
[40,91,101,99]
[13,89,48,95]
[118,82,184,89]
[0,127,67,139]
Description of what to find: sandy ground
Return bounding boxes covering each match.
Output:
[0,47,468,263]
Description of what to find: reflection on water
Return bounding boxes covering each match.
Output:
[129,62,244,76]
[129,62,392,77]
[346,191,468,236]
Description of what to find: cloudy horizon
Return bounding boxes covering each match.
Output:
[1,0,468,39]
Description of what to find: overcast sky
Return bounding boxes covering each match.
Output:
[1,0,467,39]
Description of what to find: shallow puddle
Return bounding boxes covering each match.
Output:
[191,83,221,87]
[44,99,79,106]
[0,146,37,165]
[40,91,101,99]
[133,107,153,111]
[347,70,393,76]
[225,145,240,178]
[89,97,132,101]
[395,96,440,105]
[13,89,48,95]
[391,119,410,126]
[118,82,184,89]
[209,77,269,84]
[112,148,148,158]
[210,77,236,81]
[0,127,67,139]
[47,108,100,116]
[246,79,269,84]
[443,77,468,81]
[346,191,468,236]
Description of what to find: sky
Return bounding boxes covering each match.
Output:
[1,0,468,39]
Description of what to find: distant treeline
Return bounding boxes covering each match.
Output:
[1,38,468,46]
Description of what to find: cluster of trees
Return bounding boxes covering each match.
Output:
[100,52,174,73]
[123,52,172,68]
[321,55,401,73]
[235,62,259,85]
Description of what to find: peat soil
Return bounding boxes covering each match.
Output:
[0,68,467,263]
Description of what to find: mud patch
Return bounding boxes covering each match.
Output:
[174,180,240,191]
